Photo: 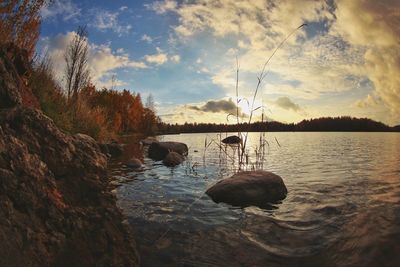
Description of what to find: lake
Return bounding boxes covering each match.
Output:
[109,132,400,267]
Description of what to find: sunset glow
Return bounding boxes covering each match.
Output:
[39,0,400,125]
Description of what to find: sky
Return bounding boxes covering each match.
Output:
[39,0,400,126]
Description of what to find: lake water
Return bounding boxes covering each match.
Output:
[109,132,400,267]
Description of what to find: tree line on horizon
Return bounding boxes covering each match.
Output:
[158,116,400,134]
[1,1,158,141]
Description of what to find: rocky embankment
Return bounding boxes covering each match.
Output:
[0,43,138,266]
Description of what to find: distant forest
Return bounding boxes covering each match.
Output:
[158,117,400,134]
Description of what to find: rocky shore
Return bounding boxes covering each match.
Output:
[0,44,138,266]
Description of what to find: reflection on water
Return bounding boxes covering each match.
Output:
[109,132,400,267]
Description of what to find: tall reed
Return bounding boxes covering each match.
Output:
[234,24,307,170]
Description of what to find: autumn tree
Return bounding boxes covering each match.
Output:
[0,0,49,58]
[64,26,90,104]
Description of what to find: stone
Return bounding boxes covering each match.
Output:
[126,157,143,169]
[222,135,241,144]
[206,171,287,207]
[162,152,184,167]
[0,45,138,266]
[148,141,188,161]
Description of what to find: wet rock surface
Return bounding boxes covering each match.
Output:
[0,44,138,267]
[148,141,188,161]
[206,171,287,208]
[162,152,185,167]
[126,157,143,169]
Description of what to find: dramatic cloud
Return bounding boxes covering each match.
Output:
[40,32,147,87]
[333,0,400,124]
[150,0,400,124]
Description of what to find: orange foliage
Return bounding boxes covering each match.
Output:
[0,0,48,59]
[81,86,158,135]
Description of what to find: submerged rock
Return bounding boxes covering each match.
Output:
[206,171,287,207]
[163,152,184,167]
[126,157,143,169]
[222,135,241,144]
[0,44,138,266]
[148,141,188,161]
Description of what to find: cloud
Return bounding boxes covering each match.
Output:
[354,94,380,109]
[333,0,400,124]
[144,47,179,65]
[274,97,306,115]
[144,53,168,65]
[41,0,81,21]
[40,32,147,88]
[150,0,400,124]
[170,55,181,63]
[141,34,153,43]
[147,0,177,14]
[188,98,239,115]
[91,9,132,35]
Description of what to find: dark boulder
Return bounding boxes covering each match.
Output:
[162,152,184,167]
[126,157,143,169]
[148,141,188,161]
[222,135,241,144]
[206,171,287,207]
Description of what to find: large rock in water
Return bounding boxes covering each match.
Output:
[148,141,188,160]
[0,44,138,266]
[206,171,287,207]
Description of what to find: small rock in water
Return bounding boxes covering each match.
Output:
[148,141,188,160]
[206,170,287,208]
[125,157,143,169]
[162,152,184,167]
[222,135,241,144]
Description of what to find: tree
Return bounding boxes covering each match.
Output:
[145,93,156,112]
[0,0,49,59]
[64,26,90,104]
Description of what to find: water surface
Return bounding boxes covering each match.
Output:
[110,132,400,267]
